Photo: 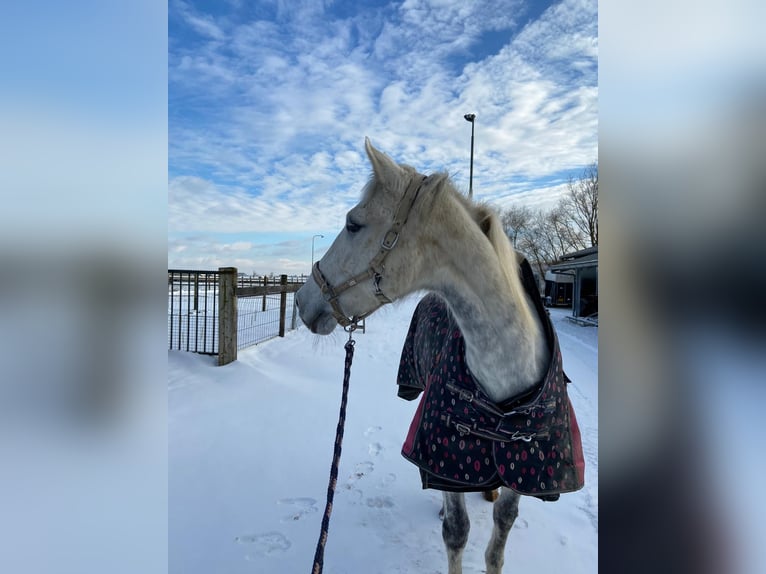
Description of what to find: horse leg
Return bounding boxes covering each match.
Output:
[484,487,520,574]
[442,491,470,574]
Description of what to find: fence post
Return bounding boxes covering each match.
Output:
[262,275,268,311]
[218,267,238,366]
[193,273,199,312]
[279,274,287,337]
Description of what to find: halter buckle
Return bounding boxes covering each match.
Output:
[381,230,399,250]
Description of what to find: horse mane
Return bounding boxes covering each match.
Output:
[363,159,537,333]
[430,173,537,331]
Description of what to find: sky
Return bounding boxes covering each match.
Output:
[168,0,598,275]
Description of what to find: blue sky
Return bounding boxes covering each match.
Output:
[168,0,597,275]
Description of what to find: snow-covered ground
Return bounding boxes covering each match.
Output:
[169,296,598,574]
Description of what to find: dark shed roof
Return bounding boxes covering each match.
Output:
[548,246,598,271]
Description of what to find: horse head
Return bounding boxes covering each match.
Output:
[296,138,433,334]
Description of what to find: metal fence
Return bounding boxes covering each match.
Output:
[237,292,298,349]
[168,269,219,354]
[168,270,307,360]
[237,274,307,291]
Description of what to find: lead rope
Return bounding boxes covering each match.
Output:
[311,326,357,574]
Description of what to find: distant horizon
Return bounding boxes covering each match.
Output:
[169,0,598,275]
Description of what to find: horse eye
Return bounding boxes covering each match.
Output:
[346,220,363,234]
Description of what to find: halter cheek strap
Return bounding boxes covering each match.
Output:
[313,174,427,329]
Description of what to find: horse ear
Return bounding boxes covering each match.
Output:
[364,137,401,186]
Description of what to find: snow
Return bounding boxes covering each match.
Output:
[169,297,598,573]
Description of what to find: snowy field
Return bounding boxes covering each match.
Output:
[169,296,598,574]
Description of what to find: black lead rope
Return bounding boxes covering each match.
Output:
[311,331,356,574]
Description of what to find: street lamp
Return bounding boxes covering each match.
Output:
[464,113,476,199]
[311,234,324,269]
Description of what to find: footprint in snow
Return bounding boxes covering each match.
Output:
[368,442,382,456]
[345,488,363,505]
[345,461,374,489]
[355,461,374,473]
[277,497,318,522]
[377,473,396,489]
[235,531,291,558]
[513,517,529,530]
[363,426,382,437]
[366,495,395,509]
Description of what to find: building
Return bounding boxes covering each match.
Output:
[544,269,574,307]
[547,246,598,324]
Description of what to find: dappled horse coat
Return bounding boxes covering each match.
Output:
[397,259,585,500]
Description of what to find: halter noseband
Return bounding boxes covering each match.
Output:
[312,175,427,330]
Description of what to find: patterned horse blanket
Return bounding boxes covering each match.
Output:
[397,259,585,500]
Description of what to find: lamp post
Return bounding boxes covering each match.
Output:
[311,234,324,269]
[464,113,476,199]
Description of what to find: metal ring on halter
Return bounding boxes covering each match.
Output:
[344,322,358,334]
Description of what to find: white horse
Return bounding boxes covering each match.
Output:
[296,138,555,574]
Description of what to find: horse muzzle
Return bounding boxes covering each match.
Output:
[295,278,338,335]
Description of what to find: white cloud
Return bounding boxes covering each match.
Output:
[169,0,598,270]
[172,0,226,41]
[168,175,353,234]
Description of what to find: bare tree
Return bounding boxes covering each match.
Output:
[549,204,589,254]
[515,210,551,281]
[561,162,598,247]
[501,205,533,248]
[502,162,597,282]
[501,163,598,288]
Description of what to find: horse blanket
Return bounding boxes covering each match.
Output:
[396,259,585,500]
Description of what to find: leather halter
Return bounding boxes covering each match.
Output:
[312,175,427,329]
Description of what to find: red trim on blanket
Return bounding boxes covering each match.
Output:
[567,397,586,485]
[402,391,426,457]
